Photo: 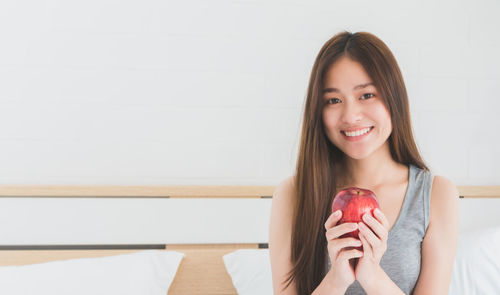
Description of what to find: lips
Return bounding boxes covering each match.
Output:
[340,126,374,141]
[341,126,374,136]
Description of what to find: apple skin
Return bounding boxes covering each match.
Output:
[331,187,380,243]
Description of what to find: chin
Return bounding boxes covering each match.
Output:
[343,150,372,160]
[335,144,375,160]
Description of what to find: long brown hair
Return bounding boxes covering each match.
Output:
[283,31,428,294]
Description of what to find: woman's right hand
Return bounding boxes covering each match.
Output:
[324,210,364,289]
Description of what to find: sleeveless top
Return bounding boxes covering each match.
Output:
[326,164,433,294]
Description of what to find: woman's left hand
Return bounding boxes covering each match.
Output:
[354,208,390,289]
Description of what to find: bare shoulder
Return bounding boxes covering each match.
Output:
[269,175,298,295]
[414,175,459,294]
[274,175,296,201]
[270,175,296,235]
[429,175,459,225]
[430,175,459,204]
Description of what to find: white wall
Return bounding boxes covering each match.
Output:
[0,0,498,185]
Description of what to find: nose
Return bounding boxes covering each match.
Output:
[340,99,363,124]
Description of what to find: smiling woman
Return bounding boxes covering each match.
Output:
[322,57,392,158]
[269,31,459,295]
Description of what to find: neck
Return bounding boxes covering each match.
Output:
[340,143,403,188]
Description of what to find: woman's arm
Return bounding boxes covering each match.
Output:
[361,265,405,295]
[269,177,349,295]
[358,175,459,295]
[355,208,405,295]
[269,176,298,295]
[413,175,460,295]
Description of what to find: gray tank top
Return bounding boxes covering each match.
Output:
[326,164,433,294]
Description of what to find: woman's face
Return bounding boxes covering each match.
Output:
[322,56,392,160]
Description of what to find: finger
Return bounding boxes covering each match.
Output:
[374,208,390,231]
[362,213,388,241]
[358,221,381,249]
[325,223,358,240]
[337,248,363,262]
[328,237,362,253]
[358,231,372,255]
[324,210,342,230]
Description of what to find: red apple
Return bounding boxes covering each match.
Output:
[331,187,380,242]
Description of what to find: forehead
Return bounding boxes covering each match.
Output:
[323,57,373,88]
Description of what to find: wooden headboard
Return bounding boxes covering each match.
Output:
[0,186,275,295]
[0,185,498,295]
[0,245,257,295]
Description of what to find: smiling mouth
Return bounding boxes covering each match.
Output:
[341,126,374,137]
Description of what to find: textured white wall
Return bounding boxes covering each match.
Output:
[0,0,498,185]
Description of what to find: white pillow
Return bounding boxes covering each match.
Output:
[223,227,500,295]
[0,250,184,295]
[449,226,500,295]
[223,249,273,295]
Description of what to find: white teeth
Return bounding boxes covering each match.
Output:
[344,127,372,137]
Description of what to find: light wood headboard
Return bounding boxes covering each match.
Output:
[0,185,496,198]
[0,245,258,295]
[0,186,275,295]
[0,185,498,295]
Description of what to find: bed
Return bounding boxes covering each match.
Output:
[0,185,499,294]
[0,186,274,295]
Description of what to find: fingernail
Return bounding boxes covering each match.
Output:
[334,210,341,216]
[363,214,371,222]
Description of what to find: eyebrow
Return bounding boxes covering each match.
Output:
[323,82,375,94]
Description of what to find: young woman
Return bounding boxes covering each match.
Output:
[269,31,459,295]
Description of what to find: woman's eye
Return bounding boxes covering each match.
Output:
[326,98,341,104]
[361,93,375,100]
